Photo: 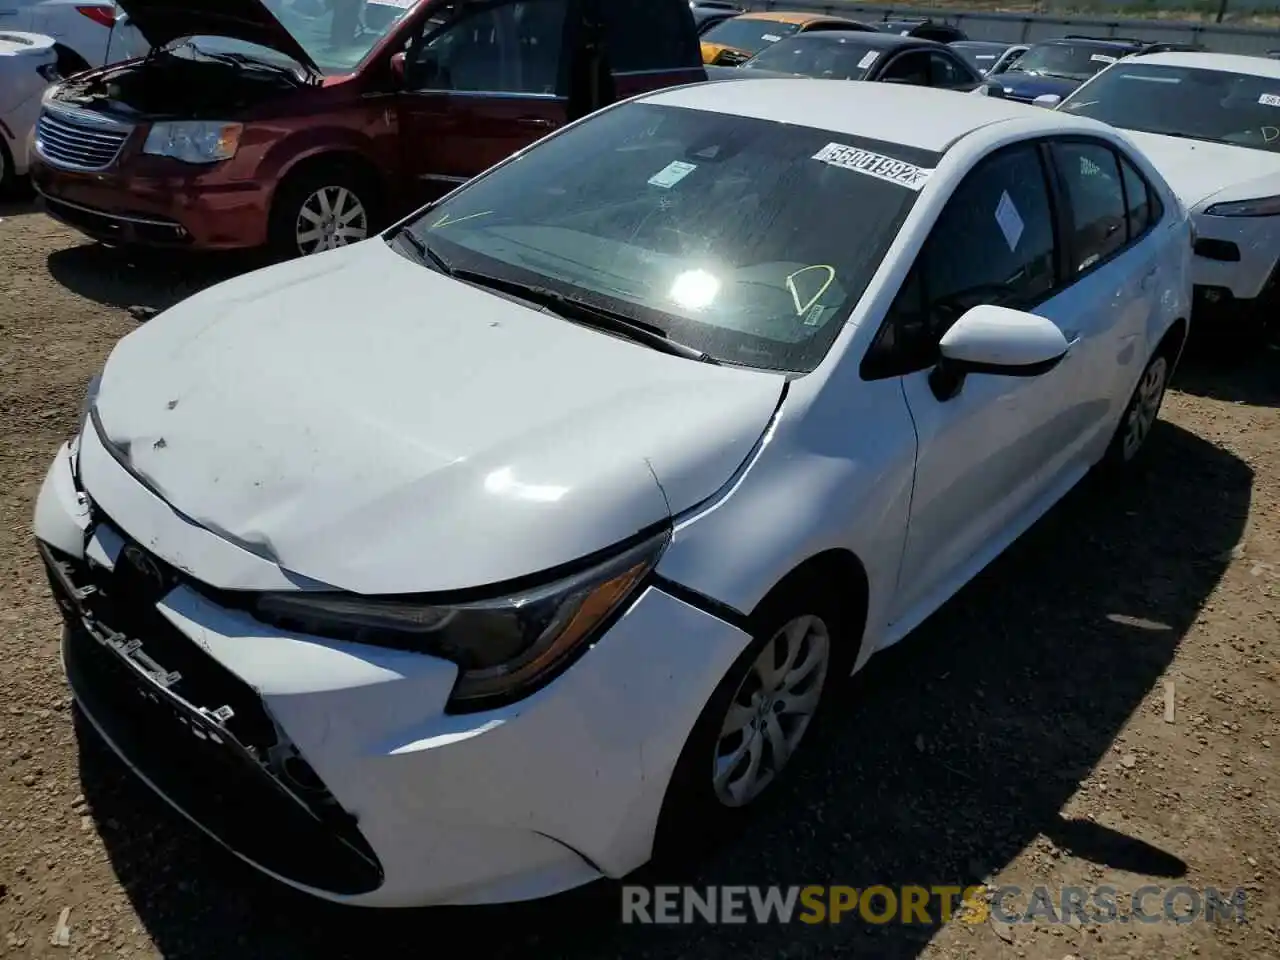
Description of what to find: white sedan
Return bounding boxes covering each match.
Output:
[34,80,1190,908]
[1055,51,1280,345]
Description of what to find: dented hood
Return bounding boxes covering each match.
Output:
[114,0,321,73]
[90,240,784,595]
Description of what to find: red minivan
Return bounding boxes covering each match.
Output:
[29,0,706,258]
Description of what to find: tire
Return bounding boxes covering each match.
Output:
[1098,342,1174,471]
[0,137,13,196]
[654,578,851,862]
[267,162,379,262]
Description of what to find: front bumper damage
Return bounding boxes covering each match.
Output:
[35,440,754,907]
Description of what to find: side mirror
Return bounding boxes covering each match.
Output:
[390,51,406,84]
[1033,93,1062,108]
[929,304,1069,402]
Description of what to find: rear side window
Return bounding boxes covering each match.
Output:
[929,52,971,86]
[1118,152,1161,239]
[1051,141,1128,274]
[602,0,700,72]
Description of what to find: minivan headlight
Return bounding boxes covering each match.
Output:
[143,121,242,164]
[252,529,670,711]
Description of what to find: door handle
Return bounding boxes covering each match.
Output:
[515,116,555,129]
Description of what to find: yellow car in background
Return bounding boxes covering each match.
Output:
[699,10,877,66]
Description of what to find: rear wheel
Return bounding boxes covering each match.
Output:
[268,164,377,261]
[1099,346,1172,470]
[0,137,13,195]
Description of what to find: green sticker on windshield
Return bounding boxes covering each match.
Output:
[648,161,697,189]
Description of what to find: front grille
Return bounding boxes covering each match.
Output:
[36,109,131,170]
[42,531,384,895]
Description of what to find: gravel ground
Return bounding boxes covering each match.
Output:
[1,195,1278,960]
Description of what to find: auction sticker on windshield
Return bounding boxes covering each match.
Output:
[811,143,932,191]
[1090,54,1117,63]
[1259,93,1280,107]
[857,51,877,69]
[648,160,697,189]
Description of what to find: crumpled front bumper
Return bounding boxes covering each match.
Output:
[34,439,753,907]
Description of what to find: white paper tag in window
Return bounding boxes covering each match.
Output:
[368,0,415,7]
[762,33,782,41]
[1089,53,1117,63]
[995,190,1025,252]
[1259,93,1280,107]
[648,160,697,189]
[857,51,877,69]
[811,143,933,191]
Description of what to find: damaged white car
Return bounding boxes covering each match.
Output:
[36,79,1190,908]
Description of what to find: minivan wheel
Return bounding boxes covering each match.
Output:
[0,138,14,195]
[269,165,376,260]
[654,584,843,860]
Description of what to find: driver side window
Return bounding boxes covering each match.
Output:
[865,143,1059,376]
[407,0,568,95]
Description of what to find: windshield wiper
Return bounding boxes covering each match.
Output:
[410,236,719,365]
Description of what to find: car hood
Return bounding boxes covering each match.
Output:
[995,72,1079,100]
[1122,130,1280,209]
[90,239,785,595]
[113,0,320,73]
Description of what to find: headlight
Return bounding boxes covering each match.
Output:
[70,373,100,480]
[142,121,242,164]
[252,529,670,711]
[1204,195,1280,217]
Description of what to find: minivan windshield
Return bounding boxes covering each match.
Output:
[178,0,413,75]
[743,35,881,79]
[1061,62,1280,153]
[399,102,934,372]
[1007,41,1126,82]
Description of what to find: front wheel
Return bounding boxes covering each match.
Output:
[268,166,377,261]
[654,589,841,860]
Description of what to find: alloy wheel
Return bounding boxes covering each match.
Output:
[1122,355,1168,461]
[712,614,830,808]
[295,185,368,255]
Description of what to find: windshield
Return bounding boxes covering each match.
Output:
[398,102,932,372]
[701,17,801,54]
[177,0,413,75]
[744,35,881,79]
[1007,42,1124,82]
[1061,63,1280,153]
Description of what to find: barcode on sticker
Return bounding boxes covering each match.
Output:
[1260,93,1280,107]
[811,143,933,191]
[762,33,782,41]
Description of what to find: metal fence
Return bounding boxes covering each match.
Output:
[736,0,1280,54]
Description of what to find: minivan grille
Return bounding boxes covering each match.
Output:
[36,109,131,170]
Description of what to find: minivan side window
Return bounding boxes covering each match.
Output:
[408,0,569,95]
[601,0,700,72]
[863,143,1058,376]
[1050,141,1128,274]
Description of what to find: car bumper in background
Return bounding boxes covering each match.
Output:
[29,156,270,249]
[1190,210,1280,302]
[33,440,752,907]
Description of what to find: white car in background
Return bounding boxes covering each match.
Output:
[35,80,1189,908]
[0,30,56,190]
[0,1,142,74]
[1055,51,1280,346]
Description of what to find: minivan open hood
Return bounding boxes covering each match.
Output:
[114,0,320,73]
[87,239,785,595]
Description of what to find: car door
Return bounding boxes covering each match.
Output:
[928,50,980,89]
[876,49,931,85]
[864,141,1081,624]
[398,0,572,202]
[1041,137,1162,471]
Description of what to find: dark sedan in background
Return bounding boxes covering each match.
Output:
[950,39,1027,76]
[707,30,983,89]
[979,36,1143,103]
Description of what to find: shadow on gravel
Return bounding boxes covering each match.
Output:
[76,420,1249,960]
[1172,343,1280,409]
[46,243,252,314]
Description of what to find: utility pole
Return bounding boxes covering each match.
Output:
[1215,0,1229,24]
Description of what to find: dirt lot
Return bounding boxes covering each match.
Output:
[0,195,1278,959]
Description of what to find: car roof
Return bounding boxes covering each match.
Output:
[1125,50,1280,77]
[779,30,938,50]
[951,39,1017,49]
[641,78,1109,152]
[737,10,850,24]
[1039,36,1141,50]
